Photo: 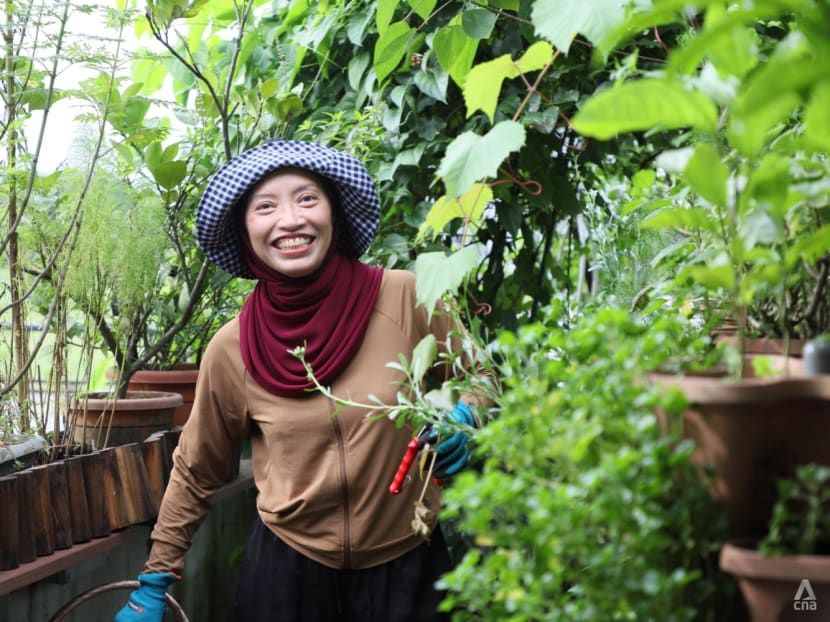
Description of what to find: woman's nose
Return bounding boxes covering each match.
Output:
[275,203,304,227]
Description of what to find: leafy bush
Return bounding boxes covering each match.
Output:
[760,463,830,556]
[439,304,731,621]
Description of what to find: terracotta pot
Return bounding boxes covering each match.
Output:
[128,364,199,428]
[720,540,830,622]
[717,336,806,358]
[651,355,830,538]
[69,390,182,449]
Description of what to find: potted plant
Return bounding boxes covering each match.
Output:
[570,0,830,540]
[720,463,830,622]
[58,160,187,448]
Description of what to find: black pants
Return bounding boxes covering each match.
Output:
[234,517,452,621]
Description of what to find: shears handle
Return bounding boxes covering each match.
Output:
[388,436,421,495]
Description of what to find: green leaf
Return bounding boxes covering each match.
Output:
[463,54,514,122]
[683,143,728,206]
[410,334,437,384]
[377,0,397,35]
[516,40,555,74]
[531,0,625,54]
[260,77,279,98]
[437,121,526,197]
[433,22,479,86]
[274,93,303,120]
[640,206,717,233]
[415,246,483,319]
[669,7,760,78]
[786,225,830,267]
[463,41,553,122]
[462,8,497,39]
[348,52,371,91]
[374,21,414,83]
[742,154,790,219]
[687,264,735,290]
[489,0,519,9]
[418,183,494,240]
[727,34,820,156]
[407,0,437,21]
[150,160,187,190]
[572,79,718,140]
[414,64,449,102]
[802,80,830,153]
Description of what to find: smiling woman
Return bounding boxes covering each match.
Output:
[113,139,487,622]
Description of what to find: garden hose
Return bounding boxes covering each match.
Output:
[47,580,188,622]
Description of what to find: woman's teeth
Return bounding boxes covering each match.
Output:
[277,237,311,250]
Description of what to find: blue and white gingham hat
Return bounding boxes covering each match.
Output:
[196,139,380,278]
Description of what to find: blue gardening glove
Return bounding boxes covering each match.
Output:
[427,401,476,477]
[114,572,179,621]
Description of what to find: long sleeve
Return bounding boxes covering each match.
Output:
[144,321,250,574]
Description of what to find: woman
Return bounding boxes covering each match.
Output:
[115,140,481,621]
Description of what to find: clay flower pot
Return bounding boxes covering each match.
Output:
[651,355,830,538]
[128,364,199,428]
[720,540,830,622]
[69,390,182,449]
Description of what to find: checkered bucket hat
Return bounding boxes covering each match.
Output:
[196,139,380,278]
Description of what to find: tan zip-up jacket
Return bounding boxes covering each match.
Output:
[145,269,456,573]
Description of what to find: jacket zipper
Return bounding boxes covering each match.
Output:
[331,413,352,569]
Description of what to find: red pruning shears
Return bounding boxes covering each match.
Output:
[388,426,441,494]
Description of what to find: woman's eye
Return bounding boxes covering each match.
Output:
[298,193,317,204]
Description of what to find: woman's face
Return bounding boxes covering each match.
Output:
[244,168,334,278]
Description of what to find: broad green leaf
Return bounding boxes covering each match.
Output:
[274,93,303,120]
[683,143,728,206]
[374,21,413,83]
[785,225,830,267]
[410,335,437,384]
[150,160,187,190]
[433,23,479,86]
[740,210,784,248]
[572,79,718,140]
[803,80,830,153]
[437,121,526,198]
[414,64,449,102]
[462,8,497,39]
[727,34,820,156]
[348,52,371,91]
[463,54,514,122]
[640,206,717,233]
[669,9,759,78]
[145,142,162,169]
[260,77,279,98]
[407,0,437,21]
[161,142,180,162]
[517,40,555,73]
[418,184,494,241]
[464,41,553,122]
[415,245,483,319]
[687,263,735,290]
[347,9,374,45]
[490,0,519,9]
[377,0,397,35]
[531,0,625,54]
[632,169,656,189]
[742,154,790,219]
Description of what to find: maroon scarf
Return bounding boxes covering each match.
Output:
[238,237,384,398]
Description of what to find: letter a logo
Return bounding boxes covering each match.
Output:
[794,578,817,602]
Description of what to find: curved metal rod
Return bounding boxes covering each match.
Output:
[48,580,189,622]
